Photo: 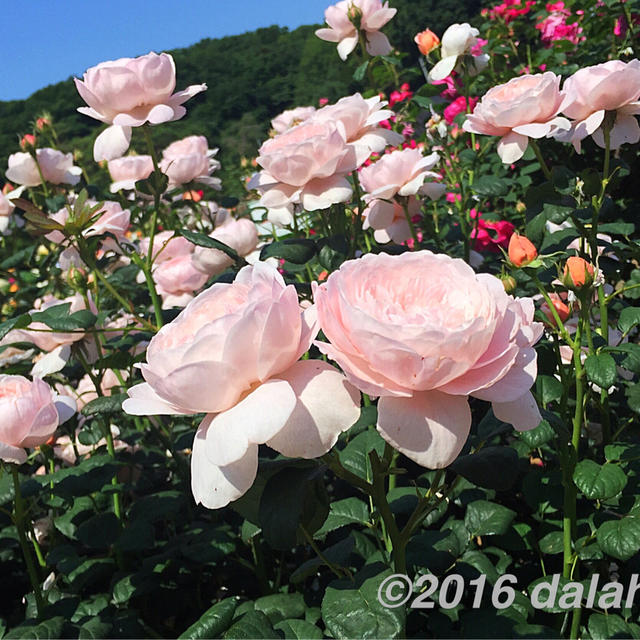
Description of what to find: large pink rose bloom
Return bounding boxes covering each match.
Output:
[6,149,82,187]
[314,251,543,468]
[159,135,221,189]
[316,0,396,61]
[0,375,76,464]
[108,155,154,192]
[359,148,444,239]
[463,73,570,163]
[271,106,316,133]
[559,59,640,152]
[75,52,207,161]
[248,119,356,214]
[124,263,360,508]
[314,93,404,164]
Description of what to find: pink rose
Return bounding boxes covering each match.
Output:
[271,106,317,133]
[0,191,15,234]
[559,60,640,152]
[314,251,543,468]
[6,149,82,187]
[313,93,403,164]
[0,375,76,464]
[444,96,478,125]
[248,119,356,214]
[463,72,570,163]
[159,135,221,189]
[75,52,207,161]
[192,217,259,277]
[359,148,444,235]
[108,155,154,192]
[124,263,360,508]
[9,293,96,353]
[536,13,582,45]
[315,0,396,60]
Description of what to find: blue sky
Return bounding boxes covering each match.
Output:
[2,0,332,101]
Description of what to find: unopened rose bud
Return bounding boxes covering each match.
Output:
[500,274,517,293]
[20,134,36,151]
[563,256,595,289]
[542,293,571,326]
[414,29,440,55]
[348,2,363,28]
[508,233,537,267]
[36,117,51,131]
[2,182,14,195]
[182,190,203,202]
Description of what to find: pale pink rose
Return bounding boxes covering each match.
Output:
[359,148,444,233]
[314,251,543,468]
[8,293,96,353]
[153,254,210,309]
[140,230,193,263]
[363,195,421,244]
[313,93,404,164]
[248,119,356,212]
[0,192,14,234]
[0,375,76,464]
[463,73,570,163]
[559,59,640,152]
[72,369,127,411]
[271,106,316,133]
[123,263,360,509]
[6,149,82,187]
[75,52,207,161]
[192,217,259,276]
[54,425,129,466]
[108,155,154,192]
[159,135,221,189]
[315,0,396,60]
[428,23,490,82]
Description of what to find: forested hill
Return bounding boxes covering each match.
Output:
[0,0,480,196]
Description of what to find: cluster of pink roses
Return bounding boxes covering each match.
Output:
[482,0,536,23]
[125,253,543,508]
[464,60,640,161]
[536,1,583,46]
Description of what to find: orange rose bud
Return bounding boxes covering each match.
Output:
[563,256,595,289]
[542,293,571,325]
[36,117,51,131]
[508,233,538,267]
[414,29,440,55]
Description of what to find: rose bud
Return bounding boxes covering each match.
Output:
[20,134,36,151]
[541,293,571,326]
[415,29,440,55]
[508,233,538,267]
[563,256,595,289]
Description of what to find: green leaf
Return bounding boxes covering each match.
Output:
[315,497,370,536]
[471,176,510,197]
[5,617,66,639]
[339,430,385,481]
[180,229,241,263]
[588,613,640,640]
[619,307,640,335]
[536,375,564,406]
[464,500,516,536]
[0,314,31,342]
[451,447,519,491]
[223,610,280,639]
[254,593,305,624]
[322,564,405,639]
[518,420,555,448]
[77,617,112,640]
[274,619,322,640]
[573,460,627,500]
[259,465,329,550]
[76,513,121,549]
[597,515,640,560]
[178,597,238,639]
[81,394,127,416]
[354,60,369,82]
[538,531,564,554]
[260,239,317,264]
[626,383,640,414]
[317,235,349,271]
[584,353,617,389]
